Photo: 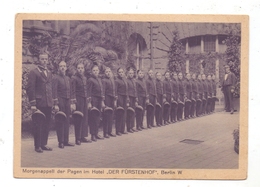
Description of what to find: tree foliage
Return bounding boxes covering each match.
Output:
[167,31,185,73]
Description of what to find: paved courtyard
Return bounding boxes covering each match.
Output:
[21,106,239,169]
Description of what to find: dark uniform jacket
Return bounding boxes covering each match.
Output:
[53,73,76,104]
[207,80,213,95]
[197,80,204,94]
[146,77,157,97]
[163,79,172,97]
[135,78,148,98]
[178,79,186,95]
[191,79,198,94]
[27,65,56,107]
[87,75,105,99]
[184,79,192,99]
[115,76,129,97]
[202,80,208,94]
[126,78,137,98]
[156,79,164,96]
[102,77,116,98]
[71,73,88,99]
[211,80,217,96]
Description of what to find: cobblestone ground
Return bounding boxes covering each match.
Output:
[21,105,239,169]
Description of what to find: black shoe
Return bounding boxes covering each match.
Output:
[116,132,122,136]
[108,133,116,137]
[96,135,104,140]
[147,126,152,129]
[104,134,110,138]
[141,126,145,129]
[41,146,52,151]
[35,147,43,153]
[76,140,81,145]
[137,128,142,131]
[64,142,75,146]
[121,131,128,134]
[127,130,134,133]
[151,125,156,128]
[91,136,97,142]
[230,110,234,114]
[58,143,64,149]
[131,128,138,132]
[81,138,92,143]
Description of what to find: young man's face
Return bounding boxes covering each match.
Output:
[207,75,211,81]
[128,70,134,79]
[148,70,153,78]
[165,72,170,79]
[138,71,144,78]
[77,63,85,74]
[156,73,162,80]
[192,74,196,80]
[39,54,48,67]
[59,61,67,74]
[198,75,202,80]
[173,73,178,80]
[186,74,191,80]
[92,66,100,77]
[105,68,111,78]
[202,74,206,80]
[178,73,183,80]
[118,69,124,78]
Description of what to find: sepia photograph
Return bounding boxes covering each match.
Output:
[14,14,248,179]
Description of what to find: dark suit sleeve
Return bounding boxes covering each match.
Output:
[231,73,237,88]
[26,70,37,106]
[87,78,93,100]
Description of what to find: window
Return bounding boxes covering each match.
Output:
[204,35,216,52]
[188,36,200,54]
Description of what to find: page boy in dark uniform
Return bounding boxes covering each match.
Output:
[52,61,75,148]
[196,74,204,116]
[126,68,137,133]
[177,72,186,121]
[155,72,164,127]
[27,53,58,153]
[102,67,117,138]
[211,74,217,112]
[184,73,192,119]
[163,71,172,125]
[135,70,148,130]
[190,73,198,118]
[170,72,179,123]
[71,61,92,145]
[87,65,105,141]
[201,74,208,115]
[206,74,213,114]
[115,68,129,135]
[146,69,157,128]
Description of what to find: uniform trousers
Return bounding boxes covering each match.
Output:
[190,92,197,117]
[170,94,178,122]
[126,96,136,131]
[103,95,115,136]
[155,94,163,126]
[184,92,192,118]
[56,97,70,144]
[33,106,52,148]
[163,94,171,123]
[116,95,127,133]
[177,94,185,120]
[136,96,146,129]
[147,95,156,127]
[90,96,102,136]
[75,96,88,141]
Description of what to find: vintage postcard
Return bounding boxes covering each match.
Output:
[14,14,248,179]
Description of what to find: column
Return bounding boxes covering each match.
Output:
[201,36,204,53]
[136,42,140,70]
